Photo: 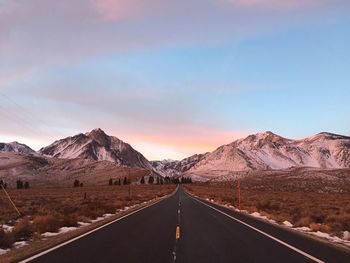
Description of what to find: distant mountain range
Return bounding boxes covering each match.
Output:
[150,154,206,177]
[1,129,350,181]
[0,141,36,155]
[39,128,153,170]
[183,131,350,180]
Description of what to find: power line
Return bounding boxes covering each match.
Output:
[0,92,66,138]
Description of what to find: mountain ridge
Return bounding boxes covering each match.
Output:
[0,141,36,155]
[184,131,350,181]
[2,130,350,181]
[39,128,153,170]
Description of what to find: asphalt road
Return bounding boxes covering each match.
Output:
[23,186,350,263]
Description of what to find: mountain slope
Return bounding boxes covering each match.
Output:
[185,131,350,180]
[0,152,149,187]
[39,128,153,169]
[151,153,207,177]
[0,142,36,155]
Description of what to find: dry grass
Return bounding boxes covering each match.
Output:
[0,184,175,251]
[185,180,350,238]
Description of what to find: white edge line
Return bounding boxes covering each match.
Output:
[20,186,179,263]
[193,197,325,263]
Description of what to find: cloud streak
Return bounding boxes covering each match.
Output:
[1,0,349,159]
[226,0,336,10]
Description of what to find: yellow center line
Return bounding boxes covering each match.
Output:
[176,226,180,239]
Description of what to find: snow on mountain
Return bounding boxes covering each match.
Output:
[151,153,207,177]
[185,131,350,180]
[0,142,36,155]
[39,128,153,170]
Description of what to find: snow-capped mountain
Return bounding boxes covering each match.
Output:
[151,153,207,177]
[185,131,350,179]
[39,128,153,169]
[0,142,36,155]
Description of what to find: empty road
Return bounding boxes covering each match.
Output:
[22,186,350,263]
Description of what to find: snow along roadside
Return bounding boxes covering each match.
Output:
[191,195,350,248]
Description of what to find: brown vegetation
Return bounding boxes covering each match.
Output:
[185,174,350,239]
[0,184,175,251]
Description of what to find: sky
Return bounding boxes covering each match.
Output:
[0,0,349,160]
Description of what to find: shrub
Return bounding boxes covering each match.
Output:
[13,218,33,241]
[62,214,78,227]
[16,180,24,189]
[33,214,60,233]
[309,223,331,233]
[73,179,80,187]
[0,229,15,249]
[140,176,145,184]
[310,210,326,224]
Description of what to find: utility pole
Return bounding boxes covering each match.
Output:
[236,179,241,210]
[128,170,131,198]
[1,184,21,216]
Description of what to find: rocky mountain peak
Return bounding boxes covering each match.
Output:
[39,129,153,170]
[86,128,111,147]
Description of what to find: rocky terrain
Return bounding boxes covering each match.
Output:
[39,128,153,170]
[183,132,350,181]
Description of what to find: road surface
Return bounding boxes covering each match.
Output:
[22,186,350,263]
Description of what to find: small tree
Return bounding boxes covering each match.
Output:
[140,176,145,184]
[148,176,154,184]
[24,182,30,189]
[16,180,23,189]
[123,177,128,185]
[80,182,83,187]
[108,178,113,186]
[73,179,80,187]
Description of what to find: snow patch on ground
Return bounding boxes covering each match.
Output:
[204,197,350,247]
[14,241,27,248]
[78,221,91,227]
[283,221,293,227]
[59,227,78,234]
[309,231,350,245]
[0,248,10,255]
[42,232,60,237]
[90,217,104,223]
[1,224,14,232]
[251,212,268,220]
[294,226,311,232]
[249,211,276,224]
[102,213,114,218]
[1,198,165,257]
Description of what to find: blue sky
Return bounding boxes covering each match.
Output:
[0,0,349,160]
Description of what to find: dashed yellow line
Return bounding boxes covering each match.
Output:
[176,226,180,239]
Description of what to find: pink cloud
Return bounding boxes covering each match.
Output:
[90,0,139,21]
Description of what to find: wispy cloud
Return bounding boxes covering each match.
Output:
[225,0,335,10]
[1,0,349,159]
